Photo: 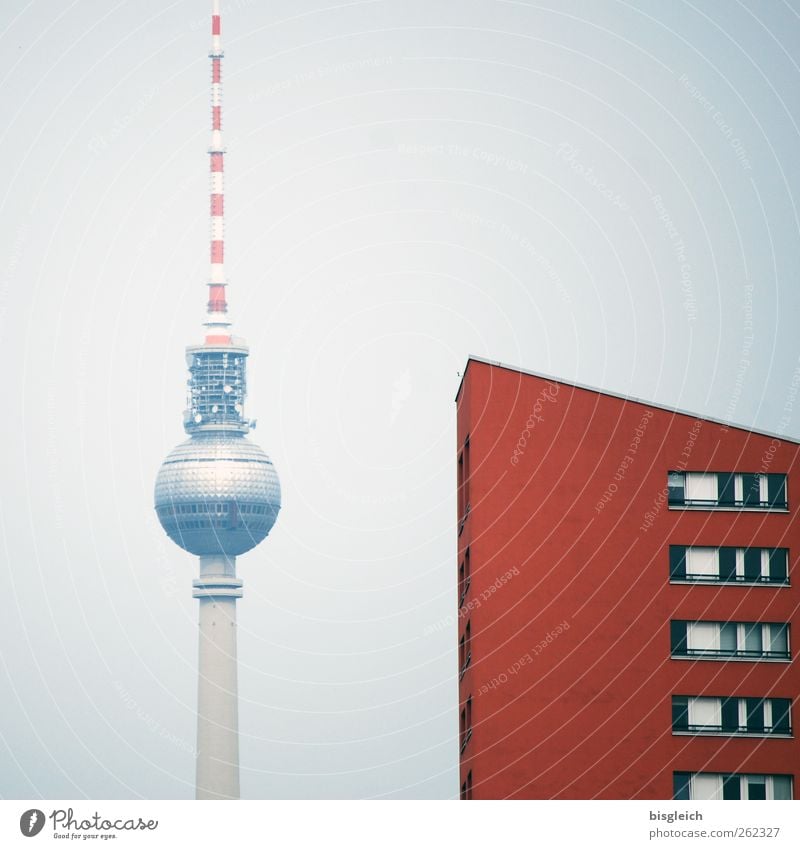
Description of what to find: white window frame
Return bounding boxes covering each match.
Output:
[761,548,770,578]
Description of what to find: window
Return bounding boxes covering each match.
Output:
[460,770,473,800]
[464,436,470,510]
[668,472,787,509]
[672,696,792,735]
[457,451,464,520]
[457,436,471,531]
[671,620,791,660]
[718,473,736,506]
[768,474,788,507]
[685,472,718,503]
[770,623,789,655]
[669,545,789,584]
[668,471,685,505]
[673,772,691,800]
[673,773,792,801]
[460,696,473,754]
[458,547,471,607]
[459,621,472,678]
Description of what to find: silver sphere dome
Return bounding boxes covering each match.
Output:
[154,432,281,556]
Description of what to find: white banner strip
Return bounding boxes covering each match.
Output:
[2,800,799,848]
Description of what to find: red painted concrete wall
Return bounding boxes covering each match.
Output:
[456,358,800,799]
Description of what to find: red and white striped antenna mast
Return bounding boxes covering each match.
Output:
[206,0,230,344]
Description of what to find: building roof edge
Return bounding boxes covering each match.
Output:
[455,355,800,445]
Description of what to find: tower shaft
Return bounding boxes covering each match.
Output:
[194,555,242,800]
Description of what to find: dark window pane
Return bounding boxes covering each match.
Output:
[718,473,736,505]
[672,696,689,730]
[723,775,741,800]
[671,621,687,654]
[743,623,762,654]
[746,698,765,732]
[773,776,792,800]
[744,548,761,580]
[771,699,791,734]
[769,624,789,656]
[668,472,685,505]
[673,772,691,800]
[721,698,739,732]
[719,547,737,580]
[720,623,738,653]
[742,473,760,506]
[769,549,788,581]
[767,474,787,507]
[669,546,687,579]
[747,780,767,801]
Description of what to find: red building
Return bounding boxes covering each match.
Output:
[456,356,799,800]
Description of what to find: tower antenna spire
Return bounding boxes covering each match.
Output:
[206,0,230,344]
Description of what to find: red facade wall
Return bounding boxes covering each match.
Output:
[456,358,800,799]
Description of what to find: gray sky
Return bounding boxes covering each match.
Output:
[1,0,800,799]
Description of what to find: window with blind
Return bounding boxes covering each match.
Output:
[668,472,787,509]
[669,546,789,584]
[673,773,792,801]
[670,621,790,660]
[672,695,792,735]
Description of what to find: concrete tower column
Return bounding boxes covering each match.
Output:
[193,555,243,800]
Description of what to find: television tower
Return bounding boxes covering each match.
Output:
[154,0,281,800]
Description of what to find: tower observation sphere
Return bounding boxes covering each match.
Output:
[154,430,281,557]
[153,0,280,801]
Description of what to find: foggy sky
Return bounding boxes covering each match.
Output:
[1,0,800,799]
